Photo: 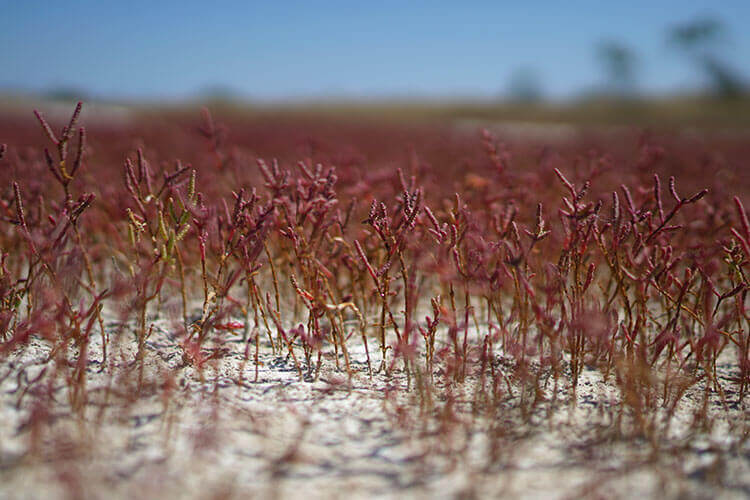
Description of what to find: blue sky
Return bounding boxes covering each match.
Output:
[2,1,749,100]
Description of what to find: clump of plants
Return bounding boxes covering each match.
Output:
[1,102,748,497]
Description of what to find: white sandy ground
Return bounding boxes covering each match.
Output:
[0,317,748,500]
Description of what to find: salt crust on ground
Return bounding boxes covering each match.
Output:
[1,319,748,499]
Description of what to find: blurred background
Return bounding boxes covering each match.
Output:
[1,1,749,127]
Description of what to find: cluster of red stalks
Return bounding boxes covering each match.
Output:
[1,102,749,464]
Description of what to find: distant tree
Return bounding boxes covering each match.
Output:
[506,68,543,103]
[596,41,637,96]
[42,86,90,102]
[196,85,244,104]
[668,16,746,98]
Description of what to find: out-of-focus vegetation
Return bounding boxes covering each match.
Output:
[5,93,750,131]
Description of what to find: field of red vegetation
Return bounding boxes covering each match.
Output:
[1,102,749,498]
